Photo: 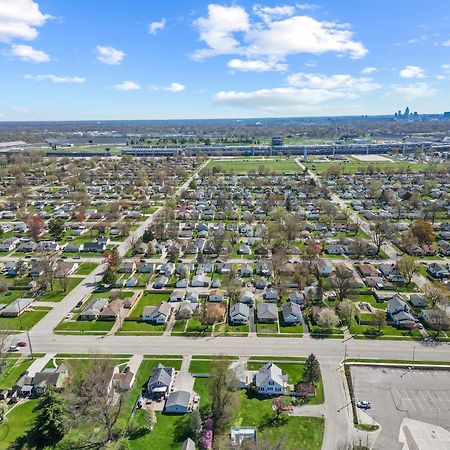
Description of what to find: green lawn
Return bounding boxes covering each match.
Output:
[0,358,34,389]
[205,158,301,174]
[0,308,50,331]
[0,289,29,306]
[37,277,82,302]
[0,400,37,448]
[256,322,279,333]
[185,318,212,335]
[75,263,98,275]
[132,293,170,317]
[54,317,114,333]
[118,321,166,334]
[171,319,187,333]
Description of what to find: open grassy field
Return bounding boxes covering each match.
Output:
[0,400,37,448]
[305,160,439,175]
[205,158,301,174]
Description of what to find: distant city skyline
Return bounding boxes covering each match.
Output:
[1,0,450,120]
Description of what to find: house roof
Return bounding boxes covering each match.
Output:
[282,302,302,320]
[230,302,250,318]
[256,303,278,320]
[165,390,190,408]
[148,364,174,388]
[254,362,287,388]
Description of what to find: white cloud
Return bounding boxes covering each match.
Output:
[287,72,380,93]
[214,87,345,113]
[442,40,450,47]
[114,80,141,91]
[191,4,250,60]
[386,82,437,100]
[253,5,296,22]
[362,66,377,74]
[163,82,185,92]
[192,4,367,65]
[227,58,287,72]
[151,82,186,92]
[296,3,319,10]
[148,18,166,35]
[442,64,450,73]
[10,44,49,62]
[96,46,125,65]
[0,0,51,42]
[399,65,425,78]
[214,71,380,113]
[24,74,85,83]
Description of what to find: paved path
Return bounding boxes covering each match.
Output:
[127,354,143,375]
[292,403,325,418]
[26,352,56,376]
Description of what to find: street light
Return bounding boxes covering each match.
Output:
[17,297,34,359]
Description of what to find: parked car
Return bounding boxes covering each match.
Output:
[17,341,27,347]
[74,255,81,260]
[8,345,19,352]
[356,401,372,410]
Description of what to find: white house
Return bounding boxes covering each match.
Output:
[254,362,288,395]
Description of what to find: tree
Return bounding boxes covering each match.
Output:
[347,237,370,259]
[372,309,387,332]
[188,409,202,441]
[142,241,154,258]
[27,214,45,242]
[330,265,354,302]
[338,299,354,325]
[102,266,117,286]
[396,255,418,286]
[425,283,448,308]
[32,387,66,447]
[142,228,154,243]
[369,220,394,255]
[104,247,121,270]
[211,229,227,255]
[37,256,56,291]
[409,219,435,245]
[65,359,125,444]
[303,353,321,384]
[48,217,65,241]
[425,309,449,338]
[209,358,239,434]
[317,308,339,330]
[272,396,293,420]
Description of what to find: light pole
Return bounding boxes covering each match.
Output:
[16,297,34,359]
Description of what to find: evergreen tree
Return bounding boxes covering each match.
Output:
[48,218,65,241]
[32,388,66,447]
[102,266,117,286]
[303,353,321,384]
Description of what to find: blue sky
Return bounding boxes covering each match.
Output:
[1,0,450,120]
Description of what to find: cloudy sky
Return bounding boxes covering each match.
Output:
[1,0,450,120]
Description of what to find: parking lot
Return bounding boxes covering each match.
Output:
[351,366,450,450]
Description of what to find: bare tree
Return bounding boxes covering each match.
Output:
[425,309,449,338]
[37,256,56,291]
[396,255,418,286]
[65,358,125,444]
[425,283,448,308]
[372,309,387,332]
[369,220,394,255]
[330,265,354,302]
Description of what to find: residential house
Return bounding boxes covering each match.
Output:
[191,274,211,287]
[165,390,191,414]
[98,299,123,320]
[239,290,255,306]
[282,302,302,324]
[1,297,34,317]
[170,290,185,303]
[427,263,449,279]
[32,364,69,395]
[409,293,428,308]
[147,364,175,399]
[208,289,225,302]
[153,276,169,289]
[229,303,250,325]
[387,297,416,328]
[80,298,108,320]
[253,362,288,396]
[142,301,171,324]
[289,291,304,305]
[256,303,278,323]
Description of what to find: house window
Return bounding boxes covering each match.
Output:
[269,381,274,385]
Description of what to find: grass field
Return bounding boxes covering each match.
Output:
[0,308,50,331]
[37,277,82,302]
[205,158,301,174]
[75,263,98,275]
[305,160,436,175]
[0,358,35,389]
[0,400,37,448]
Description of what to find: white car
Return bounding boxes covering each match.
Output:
[356,401,372,410]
